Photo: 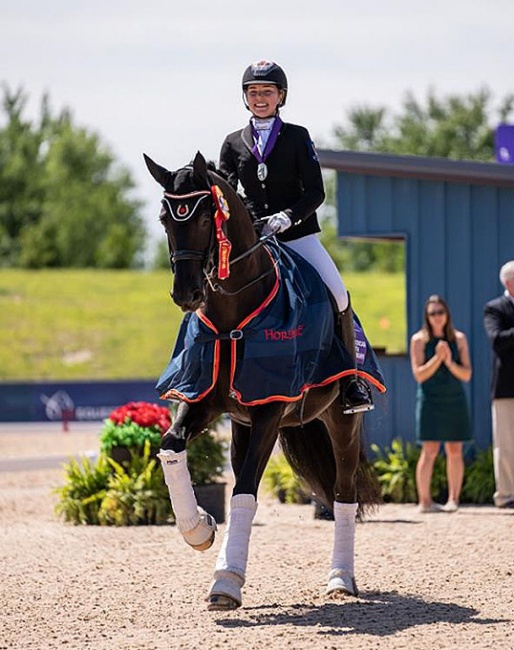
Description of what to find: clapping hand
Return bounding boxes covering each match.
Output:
[435,340,452,365]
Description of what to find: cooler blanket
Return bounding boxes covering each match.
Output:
[157,242,386,406]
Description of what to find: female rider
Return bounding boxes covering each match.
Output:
[218,60,373,413]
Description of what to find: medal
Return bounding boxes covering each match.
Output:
[250,117,282,183]
[257,162,268,181]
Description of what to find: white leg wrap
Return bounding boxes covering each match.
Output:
[158,449,200,533]
[215,494,257,578]
[326,501,358,596]
[207,494,257,605]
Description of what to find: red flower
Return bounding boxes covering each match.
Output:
[108,401,172,434]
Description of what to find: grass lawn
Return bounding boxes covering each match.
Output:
[0,269,406,381]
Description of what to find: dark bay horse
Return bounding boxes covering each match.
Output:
[144,151,382,611]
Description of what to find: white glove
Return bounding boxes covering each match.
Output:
[262,211,292,236]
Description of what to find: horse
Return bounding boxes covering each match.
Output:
[144,151,384,611]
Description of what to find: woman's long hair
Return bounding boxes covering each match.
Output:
[422,294,456,341]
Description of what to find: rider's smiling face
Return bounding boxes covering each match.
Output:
[245,84,283,118]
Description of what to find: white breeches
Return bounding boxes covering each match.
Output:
[284,234,349,312]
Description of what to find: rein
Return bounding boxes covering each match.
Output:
[203,233,278,296]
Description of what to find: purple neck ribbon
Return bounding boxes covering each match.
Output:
[250,116,282,164]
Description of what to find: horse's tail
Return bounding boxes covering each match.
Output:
[278,419,382,518]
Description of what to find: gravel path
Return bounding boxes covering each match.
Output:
[0,426,513,650]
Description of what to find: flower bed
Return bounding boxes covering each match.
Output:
[56,402,228,525]
[99,401,171,454]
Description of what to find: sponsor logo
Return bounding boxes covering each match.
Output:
[264,324,304,341]
[251,60,274,75]
[40,390,75,421]
[354,322,367,366]
[40,390,116,422]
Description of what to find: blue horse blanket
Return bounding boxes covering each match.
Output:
[157,242,385,405]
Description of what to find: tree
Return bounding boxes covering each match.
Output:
[333,86,514,160]
[151,238,171,270]
[0,85,145,268]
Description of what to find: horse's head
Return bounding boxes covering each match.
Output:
[144,151,227,312]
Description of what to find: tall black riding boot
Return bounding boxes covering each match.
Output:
[336,304,374,415]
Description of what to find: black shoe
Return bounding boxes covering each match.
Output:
[340,377,374,414]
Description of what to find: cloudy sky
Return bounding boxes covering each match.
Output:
[2,0,513,245]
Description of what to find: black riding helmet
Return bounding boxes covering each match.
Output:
[242,60,288,109]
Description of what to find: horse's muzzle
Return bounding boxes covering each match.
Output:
[171,287,205,312]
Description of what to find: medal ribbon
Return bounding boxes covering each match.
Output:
[250,116,282,165]
[211,185,231,280]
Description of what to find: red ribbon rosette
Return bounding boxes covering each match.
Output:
[211,185,231,280]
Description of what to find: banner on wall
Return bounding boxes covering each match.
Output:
[0,381,168,423]
[495,124,514,164]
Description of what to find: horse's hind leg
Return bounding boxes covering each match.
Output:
[326,501,359,596]
[322,405,363,597]
[158,401,220,551]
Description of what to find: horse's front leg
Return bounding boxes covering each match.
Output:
[208,404,284,611]
[158,401,221,551]
[322,405,364,597]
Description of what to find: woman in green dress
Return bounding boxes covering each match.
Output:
[410,295,472,513]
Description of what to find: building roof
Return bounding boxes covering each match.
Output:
[318,149,514,187]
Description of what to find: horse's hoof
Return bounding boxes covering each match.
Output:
[326,569,359,597]
[207,573,243,610]
[207,594,240,611]
[183,510,217,551]
[190,531,215,551]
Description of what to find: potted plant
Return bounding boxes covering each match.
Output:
[56,402,228,526]
[371,438,446,503]
[99,401,172,464]
[55,441,173,526]
[263,452,311,504]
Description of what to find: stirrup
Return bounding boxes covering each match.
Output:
[340,377,374,415]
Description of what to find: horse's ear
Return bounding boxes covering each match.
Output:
[192,151,210,187]
[143,154,170,188]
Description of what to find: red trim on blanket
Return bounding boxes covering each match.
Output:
[161,310,221,403]
[228,369,386,407]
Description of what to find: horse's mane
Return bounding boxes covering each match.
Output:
[200,159,228,183]
[203,160,248,214]
[187,157,256,234]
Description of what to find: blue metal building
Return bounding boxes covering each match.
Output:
[318,149,514,450]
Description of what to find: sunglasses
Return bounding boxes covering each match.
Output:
[427,309,446,317]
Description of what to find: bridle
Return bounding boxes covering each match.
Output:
[161,189,214,268]
[161,181,277,296]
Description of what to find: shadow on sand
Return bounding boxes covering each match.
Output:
[214,590,509,637]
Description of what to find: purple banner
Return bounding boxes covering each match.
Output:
[354,321,367,367]
[495,124,514,164]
